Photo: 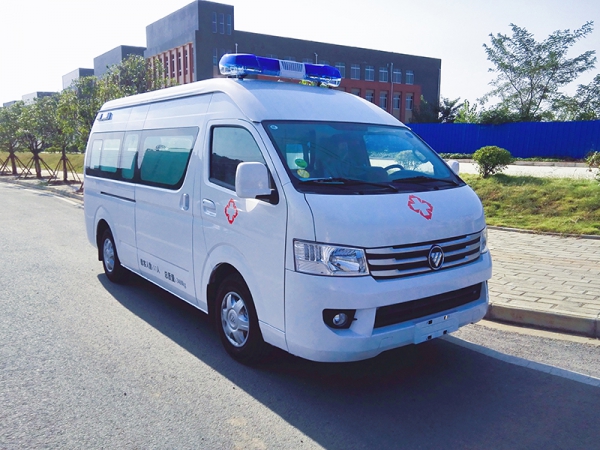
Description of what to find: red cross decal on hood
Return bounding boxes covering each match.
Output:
[407,195,433,220]
[225,199,239,224]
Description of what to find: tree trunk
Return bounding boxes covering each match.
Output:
[62,148,68,182]
[34,153,42,179]
[9,152,17,175]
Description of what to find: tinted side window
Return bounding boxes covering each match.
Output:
[139,127,199,189]
[120,133,139,180]
[210,126,265,189]
[85,132,124,179]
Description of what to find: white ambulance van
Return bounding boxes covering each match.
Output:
[84,54,492,363]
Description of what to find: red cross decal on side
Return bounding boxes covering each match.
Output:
[407,195,433,220]
[224,199,239,224]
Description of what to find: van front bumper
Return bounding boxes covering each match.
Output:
[283,253,491,362]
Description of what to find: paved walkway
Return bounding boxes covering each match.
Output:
[487,229,600,337]
[458,161,596,179]
[2,167,600,338]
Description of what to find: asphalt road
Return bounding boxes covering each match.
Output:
[1,183,599,449]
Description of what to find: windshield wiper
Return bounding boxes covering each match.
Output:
[301,177,400,192]
[392,176,460,186]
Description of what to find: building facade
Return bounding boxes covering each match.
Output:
[144,0,441,123]
[62,68,95,90]
[94,45,147,78]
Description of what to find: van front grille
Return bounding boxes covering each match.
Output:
[374,283,483,329]
[365,231,483,280]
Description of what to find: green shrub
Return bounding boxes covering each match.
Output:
[585,151,600,182]
[438,153,473,160]
[472,146,513,178]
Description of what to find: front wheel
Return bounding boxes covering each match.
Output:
[101,229,128,283]
[214,274,268,364]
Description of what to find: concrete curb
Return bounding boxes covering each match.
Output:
[485,303,600,339]
[0,177,83,203]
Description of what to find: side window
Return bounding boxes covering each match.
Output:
[210,127,265,189]
[99,138,120,173]
[120,133,139,180]
[210,126,266,190]
[88,139,102,171]
[85,133,123,179]
[139,127,199,189]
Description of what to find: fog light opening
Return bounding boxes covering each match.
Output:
[323,309,356,329]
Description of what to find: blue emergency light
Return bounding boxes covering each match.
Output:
[219,54,342,87]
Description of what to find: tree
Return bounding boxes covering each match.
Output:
[411,96,440,123]
[0,102,25,175]
[552,74,600,121]
[454,100,480,123]
[101,54,175,99]
[482,22,597,122]
[17,96,59,178]
[411,97,463,123]
[438,97,463,123]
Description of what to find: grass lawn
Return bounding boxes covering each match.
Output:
[0,151,85,173]
[463,174,600,236]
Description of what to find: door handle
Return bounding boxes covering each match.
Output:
[180,193,190,211]
[202,198,216,217]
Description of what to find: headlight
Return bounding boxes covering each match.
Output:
[480,227,489,254]
[293,240,369,276]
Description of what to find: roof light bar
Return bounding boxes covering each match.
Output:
[219,53,342,87]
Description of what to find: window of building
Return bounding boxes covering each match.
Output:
[219,13,225,34]
[351,88,360,96]
[350,64,360,80]
[184,49,189,74]
[406,93,414,110]
[284,56,296,61]
[320,60,329,66]
[227,14,232,35]
[212,12,217,33]
[393,93,401,110]
[392,69,402,83]
[140,128,198,189]
[365,65,374,81]
[178,52,182,76]
[210,127,266,190]
[302,58,312,63]
[379,91,388,109]
[335,63,345,78]
[365,90,374,103]
[379,67,388,82]
[213,48,218,66]
[406,70,414,85]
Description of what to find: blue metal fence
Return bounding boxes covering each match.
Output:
[409,121,600,159]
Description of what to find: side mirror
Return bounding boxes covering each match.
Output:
[446,159,460,175]
[235,162,271,198]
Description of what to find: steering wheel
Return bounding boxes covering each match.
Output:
[384,164,404,173]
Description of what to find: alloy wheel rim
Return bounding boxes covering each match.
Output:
[220,291,250,348]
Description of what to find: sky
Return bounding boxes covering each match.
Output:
[1,0,599,106]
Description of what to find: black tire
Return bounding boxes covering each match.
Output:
[214,274,267,364]
[100,229,128,283]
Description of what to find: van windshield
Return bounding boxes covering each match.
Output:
[263,121,464,194]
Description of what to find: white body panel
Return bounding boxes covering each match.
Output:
[84,78,492,362]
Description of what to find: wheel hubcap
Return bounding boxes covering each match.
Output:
[103,238,115,273]
[220,292,249,348]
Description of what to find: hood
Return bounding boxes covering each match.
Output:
[305,186,485,248]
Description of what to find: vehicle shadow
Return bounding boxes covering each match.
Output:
[101,273,600,450]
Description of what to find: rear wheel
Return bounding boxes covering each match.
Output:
[101,229,128,283]
[214,274,267,364]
